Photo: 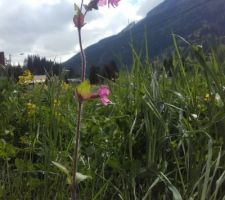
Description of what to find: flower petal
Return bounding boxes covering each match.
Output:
[98,85,111,105]
[98,0,121,7]
[98,85,110,96]
[100,96,111,106]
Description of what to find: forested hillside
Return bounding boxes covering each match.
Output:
[64,0,225,76]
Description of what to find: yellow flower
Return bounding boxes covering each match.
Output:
[61,82,70,91]
[204,93,210,101]
[26,102,37,117]
[53,99,60,107]
[18,70,33,85]
[55,111,63,121]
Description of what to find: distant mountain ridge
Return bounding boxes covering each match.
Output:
[64,0,225,76]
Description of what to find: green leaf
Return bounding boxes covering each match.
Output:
[66,176,72,185]
[52,161,69,176]
[52,161,73,184]
[74,3,79,11]
[74,3,81,14]
[0,139,16,159]
[107,157,120,170]
[15,159,34,172]
[159,172,183,200]
[0,185,4,198]
[15,158,24,171]
[52,162,91,184]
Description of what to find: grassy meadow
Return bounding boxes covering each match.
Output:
[0,44,225,200]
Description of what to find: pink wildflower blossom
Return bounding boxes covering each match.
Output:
[98,0,121,7]
[98,85,111,106]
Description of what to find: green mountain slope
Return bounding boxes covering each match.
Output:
[64,0,225,75]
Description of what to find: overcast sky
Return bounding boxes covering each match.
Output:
[0,0,163,65]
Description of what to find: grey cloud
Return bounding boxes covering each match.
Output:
[0,0,74,58]
[0,0,163,63]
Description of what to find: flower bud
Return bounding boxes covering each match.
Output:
[73,13,85,28]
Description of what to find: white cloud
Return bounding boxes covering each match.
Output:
[0,0,164,65]
[25,0,61,6]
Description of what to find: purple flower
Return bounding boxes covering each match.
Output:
[98,0,121,7]
[98,85,111,106]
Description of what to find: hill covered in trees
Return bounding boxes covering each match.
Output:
[64,0,225,76]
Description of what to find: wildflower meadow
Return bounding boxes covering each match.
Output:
[0,0,225,199]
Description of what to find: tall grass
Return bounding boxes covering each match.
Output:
[0,43,225,199]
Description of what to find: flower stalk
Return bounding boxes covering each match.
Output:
[71,0,120,199]
[71,101,82,200]
[78,27,86,82]
[71,4,85,200]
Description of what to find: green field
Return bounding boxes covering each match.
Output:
[0,44,225,199]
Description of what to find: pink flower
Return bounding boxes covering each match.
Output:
[76,81,112,105]
[98,85,111,106]
[98,0,121,7]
